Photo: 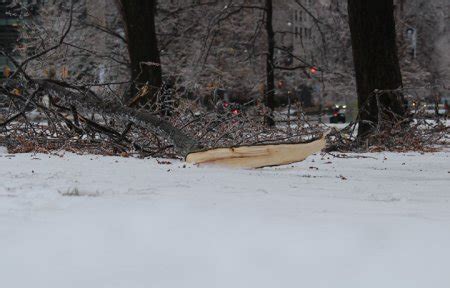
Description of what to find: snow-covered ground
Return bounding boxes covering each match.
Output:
[1,148,449,288]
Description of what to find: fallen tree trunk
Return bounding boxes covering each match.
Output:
[186,135,326,169]
[3,79,327,165]
[34,80,199,156]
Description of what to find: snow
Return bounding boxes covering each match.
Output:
[1,148,450,288]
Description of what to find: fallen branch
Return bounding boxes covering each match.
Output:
[34,79,200,156]
[186,133,326,169]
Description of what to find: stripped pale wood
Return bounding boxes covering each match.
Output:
[186,136,326,169]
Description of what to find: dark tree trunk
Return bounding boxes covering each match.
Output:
[265,0,275,126]
[348,0,406,138]
[116,0,162,103]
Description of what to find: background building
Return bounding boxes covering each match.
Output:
[272,0,322,106]
[0,0,20,77]
[0,0,44,78]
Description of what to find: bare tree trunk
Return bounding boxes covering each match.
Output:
[265,0,275,126]
[116,0,162,103]
[348,0,406,138]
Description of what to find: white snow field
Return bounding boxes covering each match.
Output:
[1,149,450,288]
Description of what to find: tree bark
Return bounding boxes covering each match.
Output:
[265,0,276,126]
[348,0,406,138]
[116,0,162,103]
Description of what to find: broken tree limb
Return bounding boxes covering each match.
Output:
[186,134,326,169]
[34,80,200,156]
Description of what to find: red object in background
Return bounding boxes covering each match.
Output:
[310,67,318,74]
[232,109,239,115]
[223,102,229,108]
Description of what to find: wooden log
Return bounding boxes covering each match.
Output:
[186,135,326,169]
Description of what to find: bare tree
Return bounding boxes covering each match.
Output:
[265,0,276,126]
[348,0,406,138]
[116,0,162,104]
